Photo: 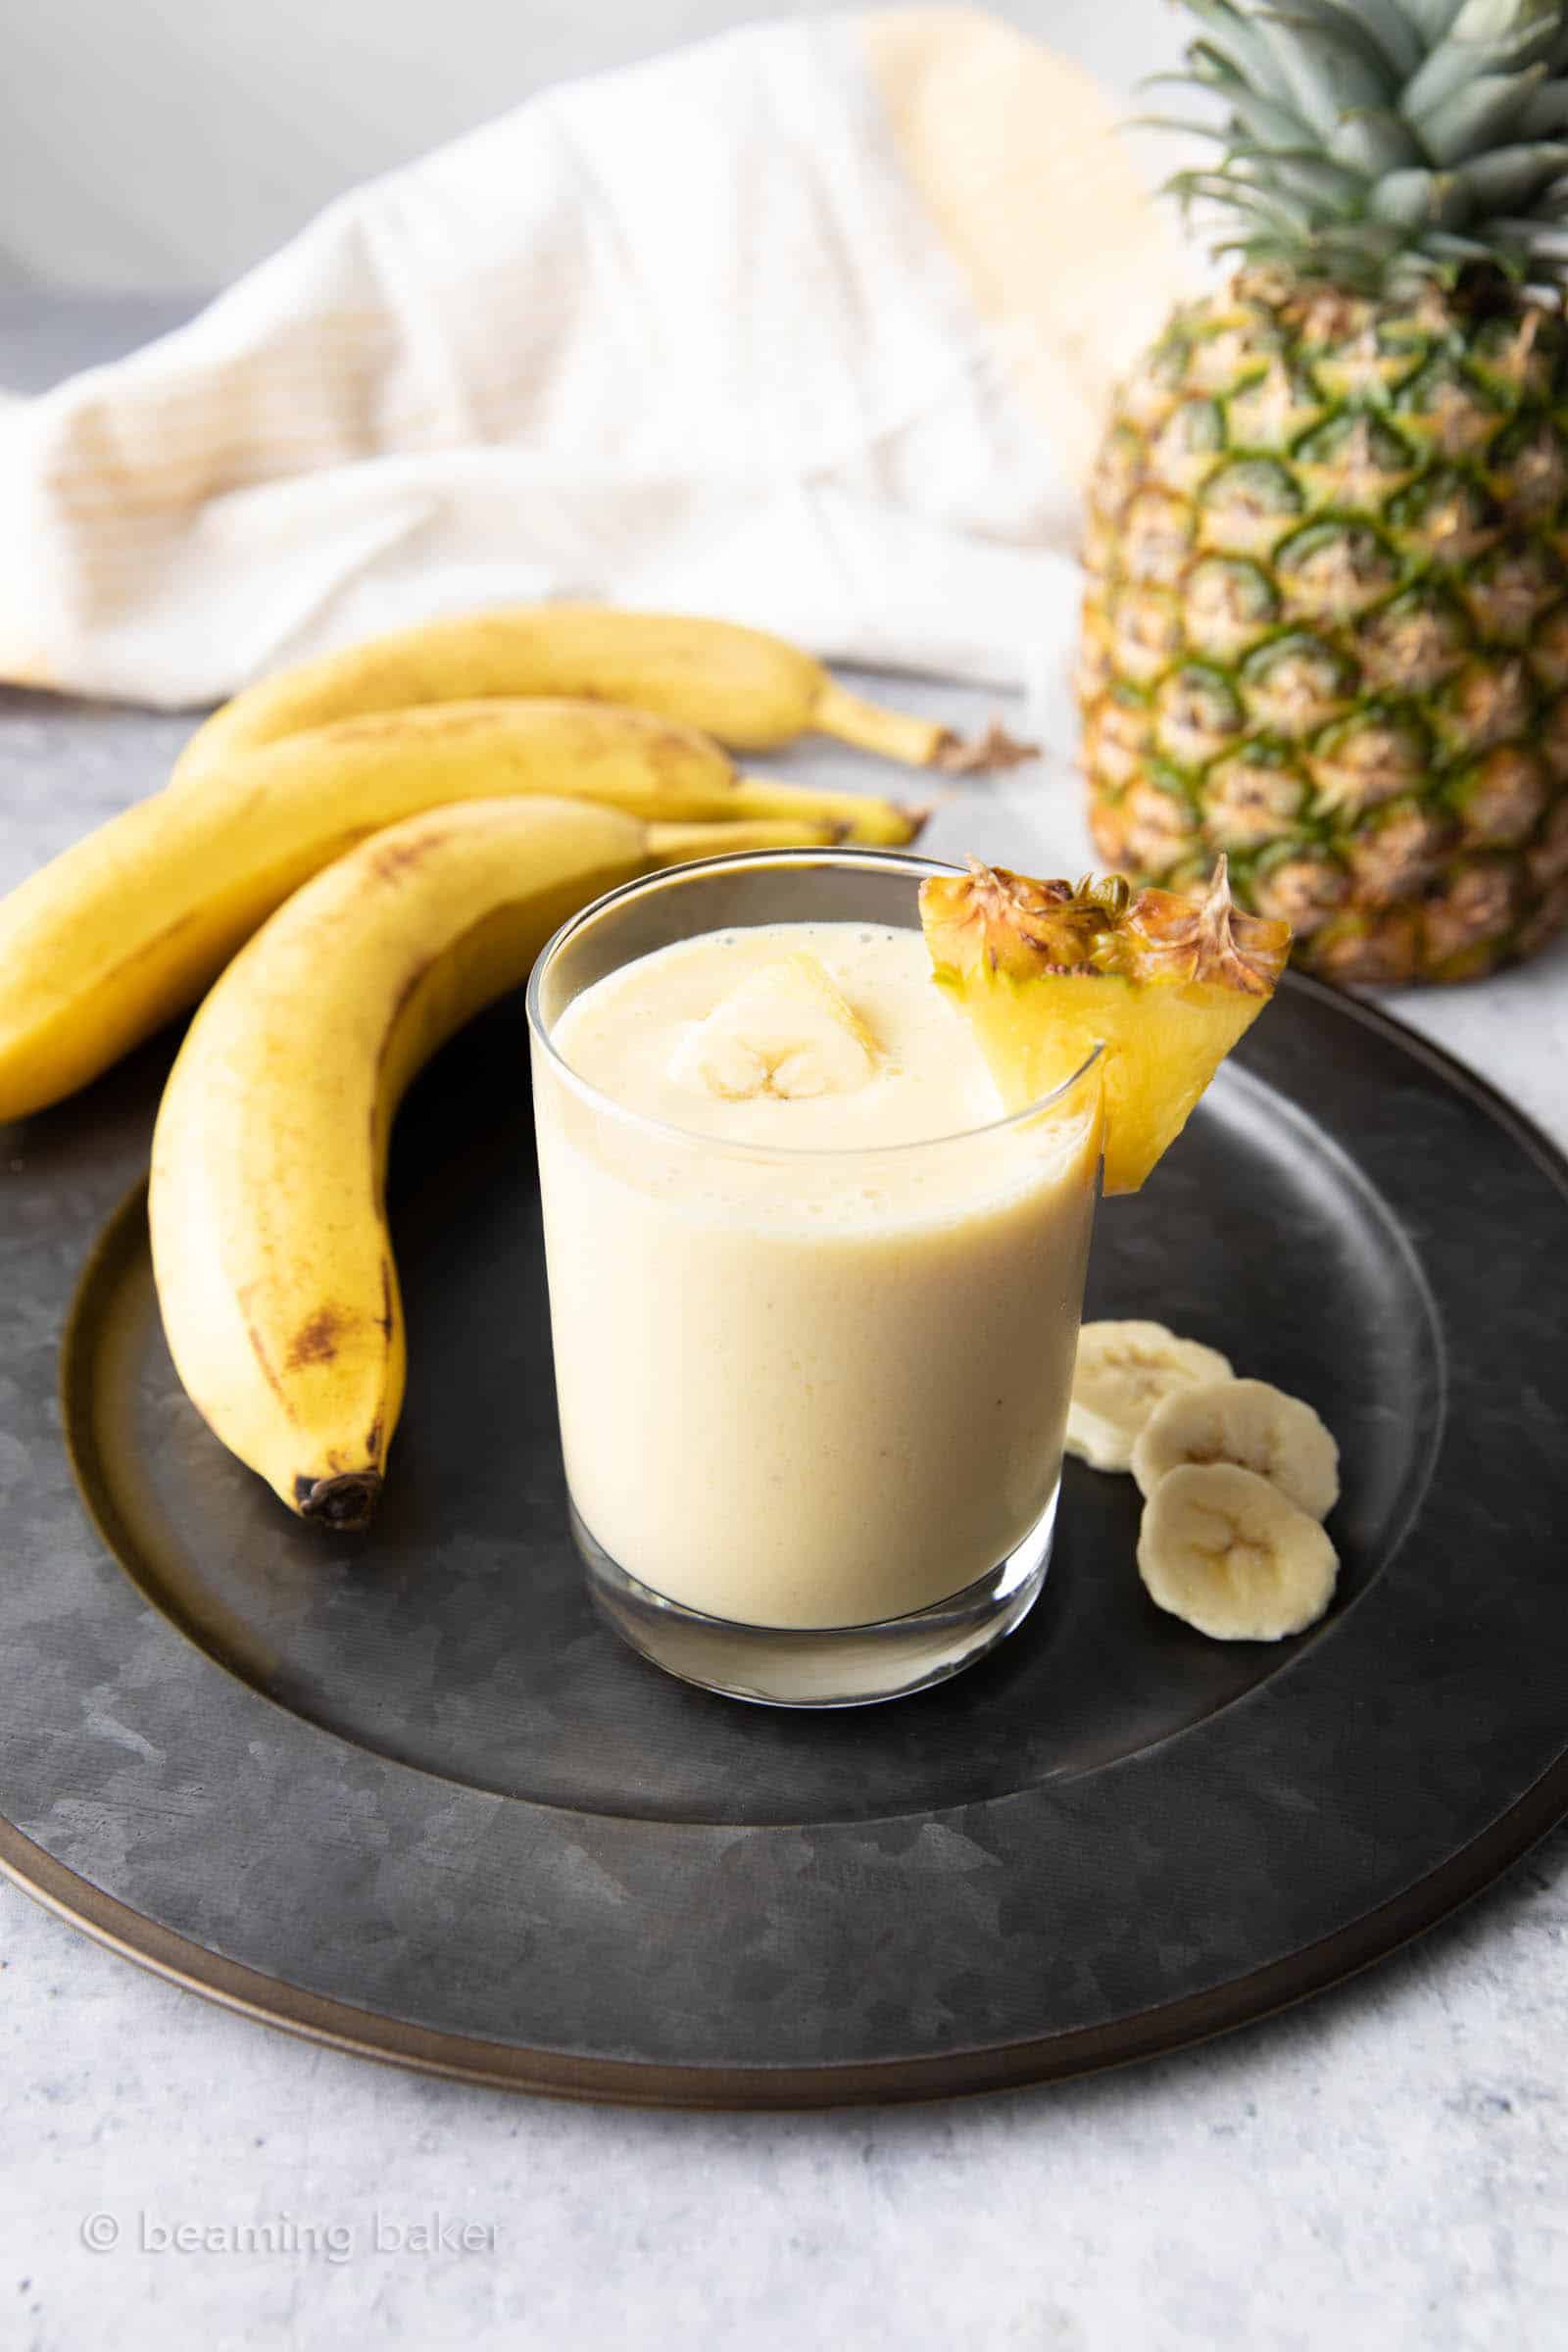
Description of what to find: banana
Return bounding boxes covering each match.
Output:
[641,817,844,859]
[0,699,909,1125]
[1136,1462,1340,1642]
[1131,1377,1341,1521]
[172,606,989,779]
[662,818,849,858]
[1065,1321,1235,1474]
[669,953,880,1101]
[149,796,690,1528]
[709,777,928,845]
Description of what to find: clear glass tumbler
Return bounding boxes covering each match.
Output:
[526,851,1102,1707]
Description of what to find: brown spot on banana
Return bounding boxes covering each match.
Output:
[327,707,508,748]
[369,831,453,882]
[385,956,433,1033]
[284,1305,347,1370]
[234,1287,294,1418]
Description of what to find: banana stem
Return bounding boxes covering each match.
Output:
[726,777,928,847]
[648,817,844,862]
[811,678,956,768]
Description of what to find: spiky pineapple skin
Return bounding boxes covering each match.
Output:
[1080,269,1568,984]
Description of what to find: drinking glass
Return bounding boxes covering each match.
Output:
[527,850,1102,1706]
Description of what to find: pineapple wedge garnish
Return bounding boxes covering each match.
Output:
[920,856,1291,1194]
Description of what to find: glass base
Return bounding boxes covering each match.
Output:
[571,1487,1058,1709]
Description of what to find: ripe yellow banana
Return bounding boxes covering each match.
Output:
[150,795,769,1527]
[171,605,973,779]
[0,698,906,1124]
[635,816,843,860]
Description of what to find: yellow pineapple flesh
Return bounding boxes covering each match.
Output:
[919,857,1291,1194]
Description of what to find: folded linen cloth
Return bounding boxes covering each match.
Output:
[0,7,1185,713]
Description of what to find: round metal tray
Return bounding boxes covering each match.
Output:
[2,974,1565,2104]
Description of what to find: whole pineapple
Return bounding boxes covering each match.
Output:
[1080,0,1568,982]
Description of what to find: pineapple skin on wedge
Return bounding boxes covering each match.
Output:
[920,857,1290,1194]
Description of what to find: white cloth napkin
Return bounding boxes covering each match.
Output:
[0,8,1184,714]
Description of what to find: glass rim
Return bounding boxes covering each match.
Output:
[523,847,1103,1163]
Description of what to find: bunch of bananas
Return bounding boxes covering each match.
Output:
[2,606,1003,1529]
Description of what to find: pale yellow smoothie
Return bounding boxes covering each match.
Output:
[532,920,1102,1629]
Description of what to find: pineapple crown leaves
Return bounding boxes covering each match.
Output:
[1121,858,1295,995]
[919,858,1292,995]
[920,861,1129,983]
[1142,0,1568,294]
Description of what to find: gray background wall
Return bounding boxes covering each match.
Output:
[2,0,1183,291]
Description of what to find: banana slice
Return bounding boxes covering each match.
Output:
[1066,1320,1234,1473]
[1137,1462,1339,1641]
[1131,1378,1340,1520]
[669,953,879,1101]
